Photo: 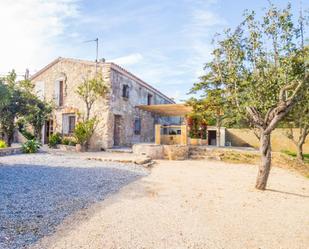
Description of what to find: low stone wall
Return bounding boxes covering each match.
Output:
[0,147,23,157]
[163,145,189,160]
[133,143,189,160]
[58,144,76,152]
[133,144,164,159]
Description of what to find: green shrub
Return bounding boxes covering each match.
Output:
[20,129,35,140]
[48,133,62,148]
[0,140,7,149]
[22,140,41,153]
[74,118,97,146]
[61,137,77,146]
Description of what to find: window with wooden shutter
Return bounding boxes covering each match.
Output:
[62,114,75,135]
[54,81,60,106]
[147,94,152,105]
[54,80,64,106]
[122,85,129,99]
[59,80,64,106]
[134,118,141,135]
[68,116,76,134]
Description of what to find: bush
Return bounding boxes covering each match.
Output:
[74,118,97,146]
[0,140,7,149]
[48,133,62,148]
[61,137,77,146]
[20,129,35,140]
[22,140,41,153]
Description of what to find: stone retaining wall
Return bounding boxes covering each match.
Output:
[0,147,23,157]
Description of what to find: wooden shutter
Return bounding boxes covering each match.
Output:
[62,115,69,135]
[35,81,45,100]
[54,81,60,106]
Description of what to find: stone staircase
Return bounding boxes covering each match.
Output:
[189,146,221,160]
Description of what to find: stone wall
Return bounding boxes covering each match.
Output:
[108,66,176,147]
[31,58,175,149]
[32,59,111,150]
[226,128,309,153]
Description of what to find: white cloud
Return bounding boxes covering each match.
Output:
[110,53,143,66]
[0,0,80,75]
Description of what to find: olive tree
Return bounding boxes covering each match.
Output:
[76,73,109,121]
[283,88,309,161]
[75,73,109,150]
[195,4,308,190]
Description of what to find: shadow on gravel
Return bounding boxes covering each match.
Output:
[0,164,144,249]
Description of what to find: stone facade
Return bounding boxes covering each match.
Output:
[31,57,177,150]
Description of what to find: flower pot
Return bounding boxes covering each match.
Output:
[200,139,208,145]
[190,138,200,146]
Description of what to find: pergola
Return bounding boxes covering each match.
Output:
[137,103,192,117]
[137,103,193,145]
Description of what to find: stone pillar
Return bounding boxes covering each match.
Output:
[155,124,161,145]
[180,125,188,145]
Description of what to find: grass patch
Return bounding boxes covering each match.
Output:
[281,150,309,163]
[213,149,309,178]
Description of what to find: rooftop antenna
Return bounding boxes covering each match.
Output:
[83,38,99,73]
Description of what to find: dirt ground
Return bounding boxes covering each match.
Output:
[32,160,309,249]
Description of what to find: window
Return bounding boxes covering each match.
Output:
[63,114,76,135]
[134,118,141,135]
[122,85,129,99]
[54,80,64,106]
[59,80,64,106]
[147,94,152,105]
[68,116,76,134]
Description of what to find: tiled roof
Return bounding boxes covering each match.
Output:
[30,57,175,103]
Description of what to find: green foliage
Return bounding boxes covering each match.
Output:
[22,140,41,153]
[48,133,62,148]
[192,3,308,133]
[0,71,53,146]
[73,118,97,146]
[76,73,109,120]
[187,115,207,139]
[0,140,7,149]
[282,150,309,163]
[16,119,35,140]
[24,98,52,140]
[61,137,77,146]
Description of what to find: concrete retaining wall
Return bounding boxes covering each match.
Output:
[226,128,309,153]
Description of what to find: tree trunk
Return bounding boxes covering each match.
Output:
[296,143,304,161]
[216,118,221,147]
[255,131,272,190]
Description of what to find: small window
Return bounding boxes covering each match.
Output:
[68,116,76,134]
[63,114,76,135]
[59,80,64,106]
[147,94,152,105]
[122,85,129,99]
[134,118,141,135]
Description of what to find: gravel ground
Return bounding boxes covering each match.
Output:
[32,160,309,249]
[0,152,147,249]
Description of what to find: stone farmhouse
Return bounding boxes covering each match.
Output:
[30,57,178,150]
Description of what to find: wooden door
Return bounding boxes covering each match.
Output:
[45,119,54,144]
[113,115,121,146]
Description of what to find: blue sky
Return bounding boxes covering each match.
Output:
[0,0,307,102]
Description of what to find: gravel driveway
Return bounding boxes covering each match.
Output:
[33,160,309,249]
[0,152,147,249]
